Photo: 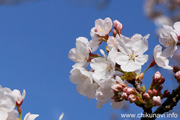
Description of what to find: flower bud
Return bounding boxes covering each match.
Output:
[152,96,161,106]
[128,94,136,103]
[143,93,150,101]
[153,71,161,82]
[153,89,158,96]
[127,88,134,94]
[121,92,128,99]
[175,71,180,81]
[113,29,117,37]
[123,87,128,93]
[177,35,180,41]
[173,66,179,73]
[157,85,163,91]
[158,76,165,84]
[162,90,170,98]
[111,84,122,92]
[148,90,153,95]
[113,20,123,34]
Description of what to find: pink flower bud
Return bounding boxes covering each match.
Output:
[113,29,117,37]
[123,87,128,93]
[121,92,128,99]
[127,88,134,94]
[152,96,161,106]
[128,94,136,103]
[111,84,122,92]
[113,20,123,34]
[175,71,180,80]
[148,90,153,95]
[143,93,150,100]
[153,89,158,96]
[153,71,161,82]
[157,85,163,91]
[158,76,165,84]
[177,35,180,40]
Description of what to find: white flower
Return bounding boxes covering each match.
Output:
[89,17,112,52]
[12,89,26,105]
[96,76,125,109]
[90,48,117,83]
[59,113,64,120]
[153,45,173,70]
[93,17,112,37]
[107,36,119,51]
[68,37,90,68]
[115,34,149,72]
[0,87,16,120]
[159,25,178,58]
[24,112,39,120]
[70,67,98,98]
[173,21,180,35]
[7,110,18,120]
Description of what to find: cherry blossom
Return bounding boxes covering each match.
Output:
[92,17,112,37]
[70,67,98,98]
[0,87,16,120]
[115,34,149,72]
[68,37,90,68]
[90,48,117,82]
[24,112,39,120]
[12,89,26,105]
[159,25,178,58]
[153,45,173,70]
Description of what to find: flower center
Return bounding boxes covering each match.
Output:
[98,26,103,32]
[129,52,135,61]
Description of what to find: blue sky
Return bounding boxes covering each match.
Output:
[0,0,179,120]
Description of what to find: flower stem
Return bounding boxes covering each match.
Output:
[19,112,22,120]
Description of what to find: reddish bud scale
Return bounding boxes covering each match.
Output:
[162,90,170,98]
[177,35,180,41]
[149,60,156,68]
[173,66,179,73]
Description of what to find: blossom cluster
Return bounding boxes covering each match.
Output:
[0,86,65,120]
[68,17,180,109]
[0,87,39,120]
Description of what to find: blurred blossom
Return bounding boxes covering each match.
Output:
[0,0,36,5]
[65,0,111,9]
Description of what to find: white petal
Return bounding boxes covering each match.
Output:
[135,55,148,66]
[59,113,64,120]
[24,112,39,120]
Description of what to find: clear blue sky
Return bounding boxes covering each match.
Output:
[0,0,179,120]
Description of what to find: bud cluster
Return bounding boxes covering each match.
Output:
[111,83,144,106]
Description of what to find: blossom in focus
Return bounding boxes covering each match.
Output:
[92,17,112,37]
[68,37,90,68]
[152,96,161,106]
[153,45,173,70]
[115,34,149,72]
[96,76,125,109]
[89,17,112,52]
[24,112,39,120]
[70,67,98,98]
[159,25,178,58]
[90,48,117,82]
[7,110,18,120]
[107,36,119,51]
[173,21,180,36]
[0,87,16,120]
[12,89,26,105]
